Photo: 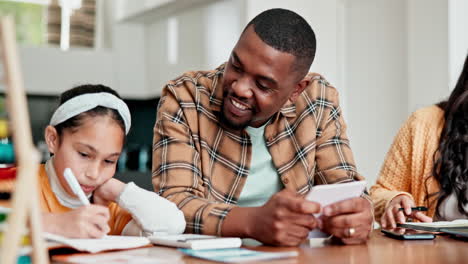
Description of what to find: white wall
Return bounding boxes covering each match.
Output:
[15,46,115,95]
[448,0,468,89]
[114,0,173,21]
[343,0,408,185]
[146,0,241,95]
[112,23,148,98]
[146,5,207,95]
[345,0,454,184]
[407,0,449,113]
[204,0,244,69]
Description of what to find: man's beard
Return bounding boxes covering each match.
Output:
[219,101,252,130]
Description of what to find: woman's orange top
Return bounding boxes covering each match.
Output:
[370,105,444,221]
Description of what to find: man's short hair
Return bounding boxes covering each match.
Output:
[246,8,316,77]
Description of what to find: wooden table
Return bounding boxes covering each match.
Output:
[52,230,468,264]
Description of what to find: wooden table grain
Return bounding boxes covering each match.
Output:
[52,230,468,264]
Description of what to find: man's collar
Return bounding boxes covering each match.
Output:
[208,64,225,112]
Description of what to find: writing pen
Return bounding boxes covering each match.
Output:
[398,206,427,212]
[64,168,90,206]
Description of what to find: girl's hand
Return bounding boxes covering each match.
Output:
[381,194,432,229]
[43,205,110,238]
[93,178,126,205]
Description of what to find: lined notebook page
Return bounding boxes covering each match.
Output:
[44,233,150,253]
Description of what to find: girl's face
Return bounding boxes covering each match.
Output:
[45,115,125,196]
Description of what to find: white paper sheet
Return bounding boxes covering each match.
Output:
[401,219,468,228]
[305,181,367,238]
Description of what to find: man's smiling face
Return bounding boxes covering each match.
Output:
[221,25,304,129]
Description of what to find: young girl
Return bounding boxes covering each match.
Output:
[31,84,185,238]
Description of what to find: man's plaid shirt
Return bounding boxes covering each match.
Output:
[153,64,367,235]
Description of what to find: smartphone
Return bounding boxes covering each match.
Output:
[381,228,435,240]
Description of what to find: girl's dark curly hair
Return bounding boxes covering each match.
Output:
[433,54,468,218]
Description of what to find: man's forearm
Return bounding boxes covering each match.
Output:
[221,206,257,238]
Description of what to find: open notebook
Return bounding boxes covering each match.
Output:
[398,219,468,232]
[44,233,151,253]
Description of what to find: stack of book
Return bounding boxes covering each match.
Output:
[0,97,14,204]
[0,167,14,204]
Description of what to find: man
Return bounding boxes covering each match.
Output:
[153,8,373,246]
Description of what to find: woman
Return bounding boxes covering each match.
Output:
[371,54,468,228]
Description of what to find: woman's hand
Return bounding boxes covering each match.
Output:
[43,205,110,238]
[381,194,432,228]
[93,178,126,206]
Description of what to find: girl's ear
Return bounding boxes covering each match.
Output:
[45,125,60,154]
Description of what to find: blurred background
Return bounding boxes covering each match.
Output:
[0,0,467,190]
